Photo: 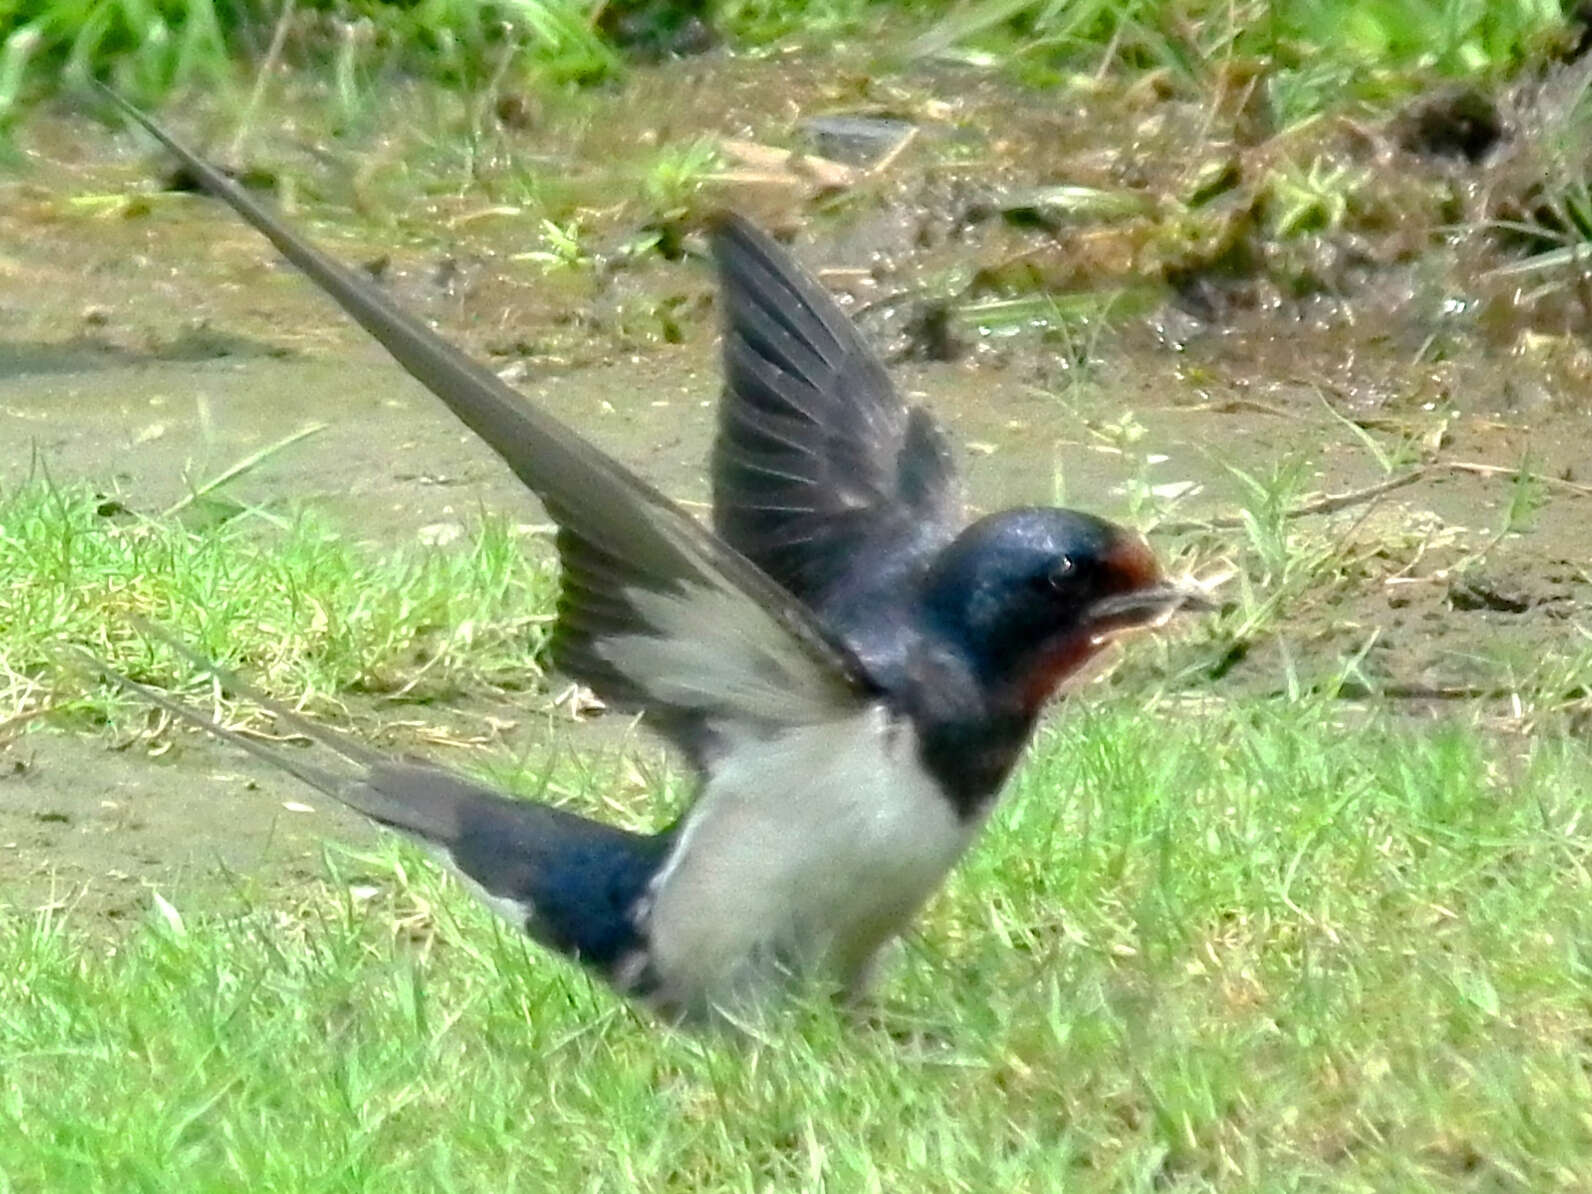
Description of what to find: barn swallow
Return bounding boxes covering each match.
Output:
[99,90,1209,1019]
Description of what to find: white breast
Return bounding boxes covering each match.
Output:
[641,704,975,1014]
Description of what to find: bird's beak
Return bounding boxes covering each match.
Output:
[1086,581,1218,636]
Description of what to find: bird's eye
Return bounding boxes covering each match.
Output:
[1047,555,1077,590]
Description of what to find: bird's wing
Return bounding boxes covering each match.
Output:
[85,646,665,979]
[711,216,963,606]
[103,91,879,765]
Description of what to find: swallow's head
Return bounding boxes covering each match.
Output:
[921,508,1207,715]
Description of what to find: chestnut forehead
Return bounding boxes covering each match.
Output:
[1099,534,1161,589]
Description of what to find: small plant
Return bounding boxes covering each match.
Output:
[1208,454,1364,658]
[641,135,719,223]
[1498,453,1549,536]
[511,216,589,272]
[1262,156,1365,239]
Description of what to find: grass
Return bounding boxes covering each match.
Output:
[1,0,1578,126]
[2,0,1591,1183]
[2,461,1591,1185]
[909,0,1573,118]
[0,0,618,122]
[0,475,558,722]
[3,696,1590,1188]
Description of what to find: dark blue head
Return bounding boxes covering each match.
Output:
[919,508,1197,715]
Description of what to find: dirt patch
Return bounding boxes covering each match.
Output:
[0,727,377,923]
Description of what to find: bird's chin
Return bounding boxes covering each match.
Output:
[1085,583,1215,642]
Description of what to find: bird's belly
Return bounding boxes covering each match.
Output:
[642,706,974,1014]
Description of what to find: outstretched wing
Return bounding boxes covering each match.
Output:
[711,216,962,606]
[104,91,879,767]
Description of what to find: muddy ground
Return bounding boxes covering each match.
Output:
[2,47,1590,925]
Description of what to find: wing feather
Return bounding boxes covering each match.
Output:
[711,216,963,606]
